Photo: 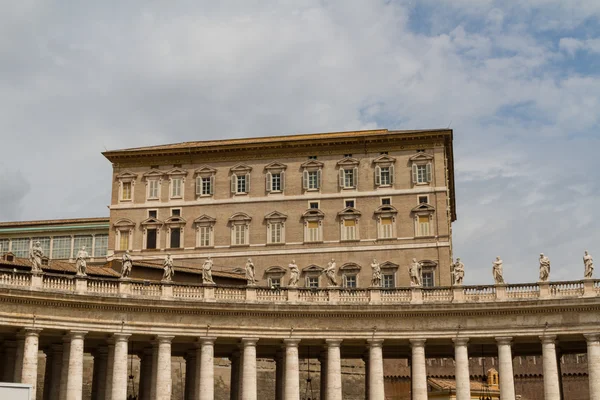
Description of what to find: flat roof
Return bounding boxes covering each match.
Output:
[0,217,109,234]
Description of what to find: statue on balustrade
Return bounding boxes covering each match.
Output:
[492,257,505,284]
[75,246,89,276]
[288,260,299,287]
[584,250,594,279]
[162,254,174,282]
[409,258,422,286]
[539,253,551,282]
[324,258,338,286]
[371,258,382,287]
[202,256,215,284]
[29,240,44,274]
[245,258,256,285]
[121,250,132,278]
[452,258,465,286]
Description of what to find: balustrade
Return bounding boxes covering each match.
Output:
[505,283,540,299]
[256,287,287,302]
[381,288,411,303]
[87,279,119,294]
[42,275,74,291]
[422,287,453,302]
[131,281,161,297]
[550,281,584,297]
[173,284,204,299]
[339,289,369,303]
[215,286,245,301]
[464,286,495,301]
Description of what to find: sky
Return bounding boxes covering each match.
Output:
[1,0,599,285]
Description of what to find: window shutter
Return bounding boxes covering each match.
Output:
[316,169,321,189]
[389,164,395,184]
[302,170,308,190]
[426,163,432,183]
[281,171,285,191]
[266,172,272,193]
[412,164,418,183]
[196,177,202,195]
[375,166,381,186]
[353,167,358,187]
[339,169,344,188]
[209,175,214,195]
[231,174,237,193]
[246,173,251,193]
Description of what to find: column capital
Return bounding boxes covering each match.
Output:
[584,333,600,343]
[367,339,384,347]
[496,336,513,345]
[112,333,131,343]
[240,337,259,346]
[198,336,217,345]
[324,338,343,347]
[68,330,88,340]
[283,338,301,347]
[540,335,557,344]
[409,338,426,347]
[21,327,43,337]
[155,335,174,344]
[452,337,469,347]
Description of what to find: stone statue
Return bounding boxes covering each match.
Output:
[202,256,215,284]
[452,258,465,286]
[371,258,382,287]
[584,250,594,279]
[492,257,504,284]
[408,258,422,286]
[75,246,89,276]
[162,254,174,282]
[245,258,256,285]
[29,240,44,273]
[324,258,338,286]
[288,260,299,287]
[539,253,551,282]
[121,250,133,278]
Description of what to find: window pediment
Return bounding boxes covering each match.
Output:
[230,163,252,173]
[380,261,399,270]
[374,205,398,215]
[411,203,435,213]
[142,170,165,180]
[340,263,361,271]
[165,167,188,177]
[336,157,359,167]
[302,209,325,220]
[194,215,216,226]
[165,216,187,226]
[302,264,323,273]
[113,218,136,228]
[420,260,438,268]
[265,266,286,274]
[116,171,137,180]
[229,212,252,223]
[337,207,361,218]
[264,161,288,171]
[265,211,288,221]
[409,153,434,162]
[300,160,324,169]
[140,217,163,227]
[194,165,217,176]
[373,155,397,164]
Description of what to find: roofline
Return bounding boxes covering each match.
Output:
[0,217,109,229]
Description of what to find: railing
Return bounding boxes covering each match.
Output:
[0,270,598,305]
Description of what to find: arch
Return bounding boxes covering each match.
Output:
[229,212,252,222]
[113,218,136,228]
[340,263,361,271]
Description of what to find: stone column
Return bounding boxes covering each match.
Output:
[150,343,158,400]
[48,344,63,400]
[275,351,284,400]
[91,347,108,400]
[14,335,25,382]
[66,331,87,400]
[185,350,196,400]
[453,338,471,400]
[325,339,343,400]
[59,337,71,400]
[283,339,300,400]
[229,351,240,400]
[363,352,369,400]
[2,340,17,382]
[540,335,560,400]
[585,334,600,400]
[367,339,385,400]
[197,337,216,400]
[139,348,153,400]
[241,338,258,400]
[154,335,174,400]
[409,339,427,400]
[111,333,131,400]
[104,343,115,400]
[21,328,43,400]
[319,352,327,400]
[496,337,516,400]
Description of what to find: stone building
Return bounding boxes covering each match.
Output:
[102,128,456,288]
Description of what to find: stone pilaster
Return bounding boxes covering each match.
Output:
[540,335,560,400]
[367,339,385,400]
[91,346,108,400]
[49,344,64,400]
[59,337,71,400]
[241,338,258,400]
[139,348,153,400]
[409,339,427,400]
[229,351,240,400]
[197,337,216,400]
[110,333,131,400]
[325,339,342,400]
[104,343,114,400]
[13,335,25,382]
[154,335,174,400]
[22,328,43,400]
[496,337,516,400]
[283,339,300,400]
[585,334,600,400]
[66,331,87,400]
[150,343,158,400]
[453,337,471,400]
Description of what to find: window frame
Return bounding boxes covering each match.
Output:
[265,211,288,245]
[230,164,253,196]
[340,263,361,288]
[113,218,135,252]
[264,161,287,194]
[301,160,324,192]
[412,203,436,238]
[194,215,216,248]
[194,166,217,198]
[229,212,252,246]
[338,206,361,242]
[302,209,324,243]
[373,155,396,188]
[374,205,398,240]
[409,152,434,186]
[337,157,359,190]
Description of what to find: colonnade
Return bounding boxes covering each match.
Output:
[2,329,600,400]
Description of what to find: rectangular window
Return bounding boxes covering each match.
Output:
[344,200,355,208]
[73,235,93,257]
[234,225,247,245]
[413,163,432,184]
[307,276,319,288]
[32,237,51,256]
[380,217,393,239]
[344,275,357,288]
[380,167,390,185]
[171,178,182,198]
[11,238,30,258]
[237,175,247,193]
[308,155,317,160]
[271,173,281,192]
[121,182,132,200]
[269,222,283,244]
[418,215,430,236]
[382,274,395,288]
[196,176,213,196]
[416,165,427,183]
[199,226,212,247]
[309,201,319,209]
[381,198,391,205]
[148,180,159,199]
[344,154,352,158]
[419,196,429,204]
[269,277,281,288]
[52,236,71,259]
[146,229,157,249]
[0,239,9,254]
[119,231,129,251]
[148,210,157,218]
[307,221,320,242]
[171,209,181,217]
[343,219,356,240]
[343,169,354,188]
[422,270,434,287]
[170,228,181,248]
[308,171,319,190]
[94,235,108,257]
